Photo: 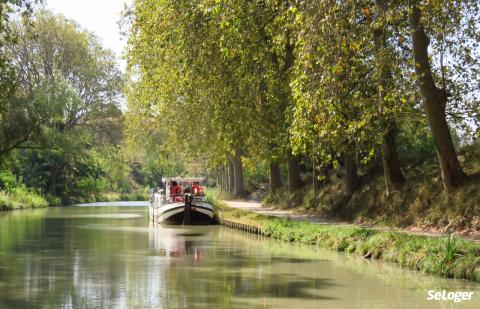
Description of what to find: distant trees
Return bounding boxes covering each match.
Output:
[124,0,480,197]
[1,9,126,202]
[8,11,124,135]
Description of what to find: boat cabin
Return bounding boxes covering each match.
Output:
[163,177,205,202]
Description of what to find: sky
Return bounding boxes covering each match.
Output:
[45,0,133,70]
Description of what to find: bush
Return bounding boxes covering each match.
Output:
[0,186,48,210]
[0,170,18,190]
[8,186,49,208]
[0,191,14,210]
[97,187,150,202]
[119,189,150,201]
[45,194,62,206]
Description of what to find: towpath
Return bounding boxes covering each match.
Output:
[222,199,347,224]
[221,198,480,242]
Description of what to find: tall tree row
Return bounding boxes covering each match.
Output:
[125,0,480,197]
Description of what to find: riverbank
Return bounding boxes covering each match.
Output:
[214,198,480,283]
[0,189,148,211]
[0,188,49,211]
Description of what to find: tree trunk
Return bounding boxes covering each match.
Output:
[222,165,228,192]
[344,153,359,196]
[313,162,323,197]
[409,4,466,192]
[219,166,225,192]
[269,161,282,192]
[218,166,222,191]
[223,166,227,192]
[233,151,245,196]
[228,161,235,195]
[374,0,405,195]
[382,121,405,194]
[287,152,302,193]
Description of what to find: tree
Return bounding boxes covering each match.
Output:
[408,1,469,192]
[8,11,123,129]
[3,10,124,201]
[125,0,263,196]
[123,0,480,201]
[291,0,380,196]
[201,0,302,194]
[0,0,36,158]
[373,0,405,193]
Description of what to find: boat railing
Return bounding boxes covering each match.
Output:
[150,192,206,208]
[150,193,165,209]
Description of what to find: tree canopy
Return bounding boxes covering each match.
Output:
[2,0,480,209]
[124,0,480,197]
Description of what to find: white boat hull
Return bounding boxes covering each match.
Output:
[149,200,215,224]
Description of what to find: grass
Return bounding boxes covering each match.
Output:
[0,188,150,211]
[214,197,480,283]
[0,187,49,210]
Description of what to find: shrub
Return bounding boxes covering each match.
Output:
[0,170,18,190]
[0,186,49,210]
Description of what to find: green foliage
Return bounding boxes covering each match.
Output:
[0,94,41,157]
[0,9,130,205]
[242,159,269,191]
[45,194,61,207]
[123,0,480,197]
[0,170,18,190]
[397,123,437,159]
[0,186,48,210]
[99,189,150,202]
[1,0,480,209]
[1,1,34,114]
[124,0,298,172]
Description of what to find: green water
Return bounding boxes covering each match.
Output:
[0,204,479,308]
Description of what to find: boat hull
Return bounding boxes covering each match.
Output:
[149,201,216,225]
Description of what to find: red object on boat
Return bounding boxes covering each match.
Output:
[192,184,203,195]
[172,185,184,202]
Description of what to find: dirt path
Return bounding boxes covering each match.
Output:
[221,199,480,242]
[222,199,349,224]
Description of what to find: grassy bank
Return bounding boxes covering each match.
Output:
[0,187,49,210]
[214,198,480,283]
[0,189,149,211]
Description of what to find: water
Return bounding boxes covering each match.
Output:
[0,204,479,308]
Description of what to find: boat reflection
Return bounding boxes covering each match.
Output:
[148,222,214,261]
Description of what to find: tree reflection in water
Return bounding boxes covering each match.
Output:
[0,207,478,309]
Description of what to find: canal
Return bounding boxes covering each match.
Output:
[0,203,479,308]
